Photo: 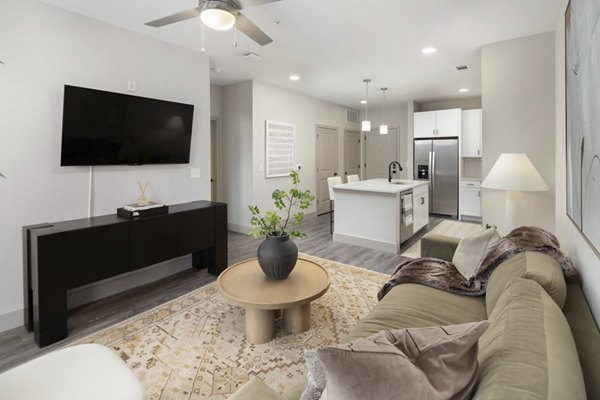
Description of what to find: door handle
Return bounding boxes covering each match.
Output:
[420,197,425,205]
[344,172,348,175]
[333,172,338,176]
[431,151,436,191]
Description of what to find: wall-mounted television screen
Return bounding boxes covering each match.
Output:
[60,85,194,166]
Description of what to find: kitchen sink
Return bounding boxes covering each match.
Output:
[389,180,415,185]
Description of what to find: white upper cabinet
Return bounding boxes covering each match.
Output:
[461,109,482,157]
[414,109,461,138]
[414,111,436,138]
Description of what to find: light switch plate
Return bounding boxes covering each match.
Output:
[127,80,136,92]
[190,168,201,179]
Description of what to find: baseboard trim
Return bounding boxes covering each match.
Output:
[333,232,397,253]
[0,308,24,332]
[228,222,250,234]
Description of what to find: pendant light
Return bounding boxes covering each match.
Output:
[361,79,371,132]
[380,87,388,135]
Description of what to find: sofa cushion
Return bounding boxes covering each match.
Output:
[228,376,281,400]
[345,283,486,342]
[475,278,585,400]
[453,226,500,280]
[317,321,489,400]
[486,251,566,315]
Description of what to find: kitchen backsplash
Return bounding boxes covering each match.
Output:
[462,158,483,180]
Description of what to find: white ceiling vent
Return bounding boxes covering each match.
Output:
[346,109,359,124]
[241,52,263,63]
[455,64,471,72]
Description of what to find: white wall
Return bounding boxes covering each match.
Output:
[420,97,482,111]
[0,0,211,331]
[555,0,600,321]
[210,84,222,119]
[481,32,556,235]
[221,81,253,231]
[251,81,360,222]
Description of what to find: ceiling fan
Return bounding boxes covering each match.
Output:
[145,0,281,46]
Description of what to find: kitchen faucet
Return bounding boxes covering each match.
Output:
[388,161,403,182]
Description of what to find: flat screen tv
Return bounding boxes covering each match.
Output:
[60,85,194,166]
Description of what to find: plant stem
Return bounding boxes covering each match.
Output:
[280,191,295,235]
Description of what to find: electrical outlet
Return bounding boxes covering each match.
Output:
[127,80,136,92]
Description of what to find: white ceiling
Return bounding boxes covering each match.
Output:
[41,0,561,109]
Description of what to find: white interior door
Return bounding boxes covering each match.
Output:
[344,130,360,180]
[210,119,218,201]
[365,127,398,179]
[316,126,338,215]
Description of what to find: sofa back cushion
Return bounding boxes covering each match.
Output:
[475,278,585,400]
[486,251,566,315]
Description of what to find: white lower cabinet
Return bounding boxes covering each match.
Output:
[459,180,481,219]
[413,184,429,232]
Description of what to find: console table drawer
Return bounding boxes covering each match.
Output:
[178,208,215,255]
[65,224,129,289]
[130,214,178,270]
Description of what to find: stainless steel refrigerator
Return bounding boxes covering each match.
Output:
[414,138,459,218]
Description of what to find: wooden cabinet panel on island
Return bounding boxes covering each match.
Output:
[413,183,429,232]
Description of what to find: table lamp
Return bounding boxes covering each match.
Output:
[481,153,549,232]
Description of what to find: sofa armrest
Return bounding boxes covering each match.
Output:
[228,377,281,400]
[420,233,460,262]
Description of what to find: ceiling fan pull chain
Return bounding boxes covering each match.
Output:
[233,27,238,48]
[201,23,206,53]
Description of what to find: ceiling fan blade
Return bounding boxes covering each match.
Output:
[238,0,282,9]
[235,13,273,46]
[145,7,201,28]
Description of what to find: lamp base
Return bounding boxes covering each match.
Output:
[504,190,522,234]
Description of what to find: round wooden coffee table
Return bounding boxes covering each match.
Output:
[217,257,330,344]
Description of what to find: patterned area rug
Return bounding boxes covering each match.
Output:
[72,254,388,399]
[402,219,482,258]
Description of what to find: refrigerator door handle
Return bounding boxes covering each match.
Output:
[431,151,436,191]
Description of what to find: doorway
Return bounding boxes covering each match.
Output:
[316,125,338,215]
[365,127,398,179]
[343,130,361,180]
[210,119,218,202]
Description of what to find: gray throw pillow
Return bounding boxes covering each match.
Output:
[316,321,490,400]
[452,226,500,280]
[300,349,326,400]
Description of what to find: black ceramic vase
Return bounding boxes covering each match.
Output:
[257,233,298,280]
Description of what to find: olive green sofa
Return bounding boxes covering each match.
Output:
[231,233,600,400]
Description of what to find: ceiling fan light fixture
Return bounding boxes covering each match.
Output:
[201,8,236,31]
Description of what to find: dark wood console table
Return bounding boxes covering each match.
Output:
[23,200,227,347]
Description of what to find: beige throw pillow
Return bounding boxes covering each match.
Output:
[452,226,500,280]
[316,321,490,400]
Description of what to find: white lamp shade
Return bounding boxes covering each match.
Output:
[481,153,549,192]
[201,9,236,30]
[361,120,371,132]
[379,125,388,134]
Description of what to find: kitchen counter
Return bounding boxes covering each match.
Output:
[333,178,428,194]
[332,179,429,253]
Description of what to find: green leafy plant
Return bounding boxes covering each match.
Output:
[248,170,315,239]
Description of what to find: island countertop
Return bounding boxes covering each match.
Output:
[333,178,427,194]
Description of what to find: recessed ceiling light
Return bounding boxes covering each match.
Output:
[289,74,300,81]
[458,88,469,93]
[422,47,437,54]
[360,100,367,104]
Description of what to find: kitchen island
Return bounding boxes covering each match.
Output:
[332,179,429,253]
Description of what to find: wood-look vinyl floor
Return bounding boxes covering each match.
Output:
[0,214,443,372]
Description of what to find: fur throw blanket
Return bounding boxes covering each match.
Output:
[378,226,579,301]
